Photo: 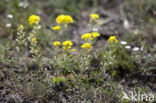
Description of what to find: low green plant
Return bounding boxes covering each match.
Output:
[99,38,137,79]
[52,76,66,85]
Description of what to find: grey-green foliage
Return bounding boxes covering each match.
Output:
[99,44,137,79]
[0,39,11,63]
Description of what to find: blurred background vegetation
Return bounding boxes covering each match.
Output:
[1,0,156,53]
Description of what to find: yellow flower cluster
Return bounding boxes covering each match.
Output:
[92,32,100,38]
[31,37,37,44]
[28,15,40,25]
[53,40,74,52]
[70,49,75,52]
[52,25,61,31]
[81,32,100,41]
[53,41,61,48]
[17,25,24,32]
[19,25,24,30]
[81,33,92,41]
[81,43,92,50]
[108,36,119,43]
[56,15,73,24]
[63,40,73,51]
[90,13,99,20]
[80,32,100,50]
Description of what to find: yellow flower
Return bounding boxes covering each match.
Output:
[90,13,99,20]
[56,15,73,24]
[63,40,73,51]
[31,37,37,44]
[81,33,92,41]
[19,25,24,30]
[52,25,61,31]
[81,43,92,49]
[92,32,100,38]
[28,15,40,25]
[53,41,61,48]
[108,36,119,43]
[63,40,73,47]
[70,49,75,52]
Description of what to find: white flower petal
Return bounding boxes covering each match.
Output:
[125,45,131,49]
[6,23,12,27]
[18,2,24,7]
[7,14,13,19]
[133,47,139,51]
[120,41,127,45]
[37,25,41,29]
[92,28,98,32]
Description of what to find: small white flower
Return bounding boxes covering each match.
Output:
[18,2,24,7]
[133,47,139,51]
[7,14,13,19]
[45,68,48,71]
[125,45,131,49]
[18,2,28,8]
[92,28,98,32]
[120,41,127,45]
[6,23,12,27]
[37,25,41,29]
